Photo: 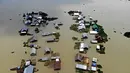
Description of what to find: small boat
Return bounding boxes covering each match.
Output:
[44,47,51,54]
[75,53,84,62]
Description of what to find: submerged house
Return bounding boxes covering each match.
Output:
[19,27,28,35]
[78,25,86,31]
[46,37,56,43]
[96,44,105,53]
[77,14,85,21]
[78,20,85,24]
[79,43,89,53]
[24,20,32,25]
[30,48,36,56]
[54,58,61,70]
[75,53,84,62]
[82,33,88,39]
[95,34,105,43]
[23,65,34,73]
[44,47,51,54]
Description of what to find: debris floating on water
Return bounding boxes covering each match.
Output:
[25,51,27,54]
[114,31,116,33]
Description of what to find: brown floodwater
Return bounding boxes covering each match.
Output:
[0,0,130,73]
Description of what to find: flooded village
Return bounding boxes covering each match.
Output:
[10,10,106,73]
[1,0,130,73]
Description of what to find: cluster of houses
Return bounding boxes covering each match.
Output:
[68,10,105,72]
[10,59,37,73]
[68,10,88,31]
[10,10,107,73]
[75,54,98,72]
[10,11,62,73]
[23,11,58,26]
[19,11,62,43]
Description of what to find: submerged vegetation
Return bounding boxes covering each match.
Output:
[53,32,60,39]
[74,42,81,49]
[72,36,78,40]
[96,24,108,42]
[70,24,78,32]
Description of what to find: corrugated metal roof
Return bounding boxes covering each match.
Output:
[76,64,87,70]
